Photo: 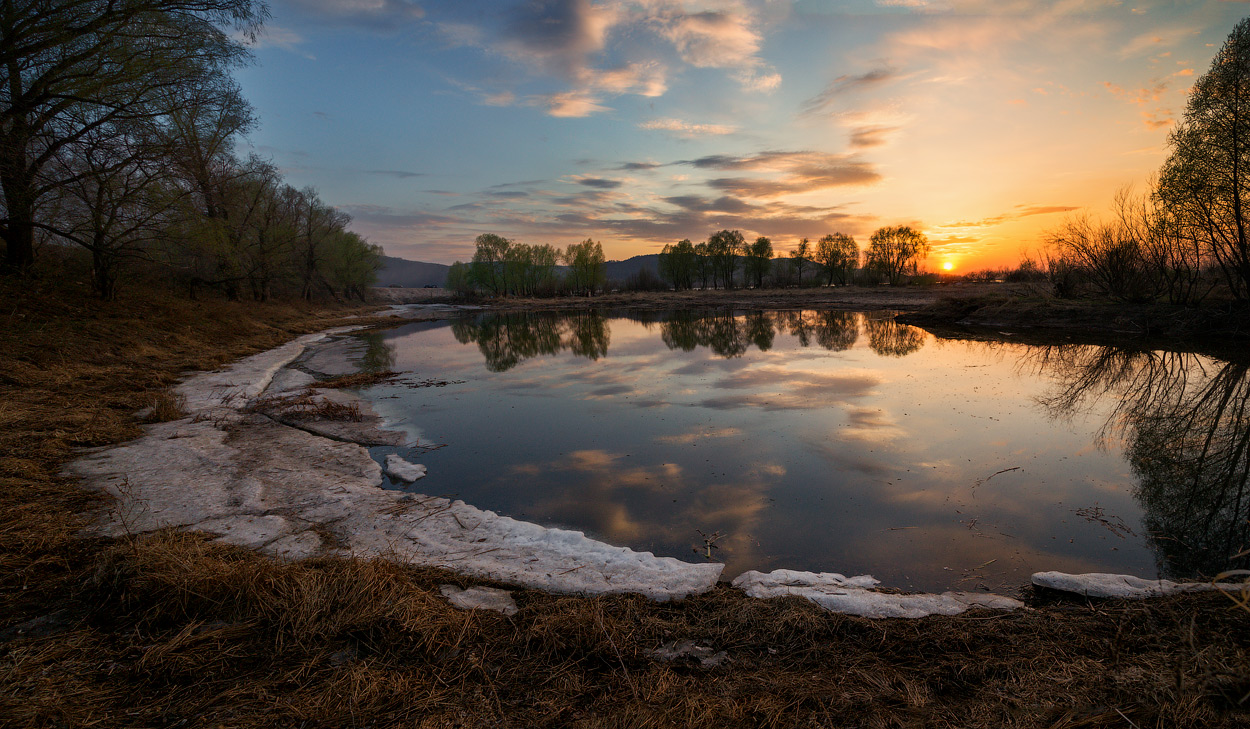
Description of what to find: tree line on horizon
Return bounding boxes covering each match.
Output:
[445,235,608,297]
[1044,17,1250,306]
[0,0,381,301]
[446,225,931,297]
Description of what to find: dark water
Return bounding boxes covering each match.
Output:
[358,309,1250,594]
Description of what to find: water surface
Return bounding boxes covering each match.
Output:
[360,309,1250,594]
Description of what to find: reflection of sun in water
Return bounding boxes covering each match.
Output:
[942,261,954,271]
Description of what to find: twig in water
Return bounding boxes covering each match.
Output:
[973,466,1020,488]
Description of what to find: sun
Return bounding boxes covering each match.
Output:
[942,261,954,271]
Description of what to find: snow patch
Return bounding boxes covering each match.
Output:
[69,330,722,602]
[385,455,427,482]
[733,569,1024,619]
[1031,571,1237,599]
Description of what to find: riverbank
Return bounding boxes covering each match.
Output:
[2,278,1248,727]
[898,288,1250,350]
[372,283,980,311]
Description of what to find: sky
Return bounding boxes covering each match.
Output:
[234,0,1250,269]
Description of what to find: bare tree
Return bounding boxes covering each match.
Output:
[0,0,266,273]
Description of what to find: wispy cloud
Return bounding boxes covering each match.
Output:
[282,0,425,30]
[848,125,899,149]
[938,204,1078,230]
[638,117,736,136]
[802,68,901,115]
[245,25,314,58]
[366,169,423,179]
[677,150,880,198]
[576,176,625,189]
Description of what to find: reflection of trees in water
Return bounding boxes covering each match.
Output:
[776,310,859,351]
[358,332,396,372]
[814,311,858,352]
[451,311,609,372]
[1033,345,1250,579]
[453,309,926,370]
[862,312,926,357]
[659,310,749,357]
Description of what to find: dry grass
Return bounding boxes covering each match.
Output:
[248,389,366,422]
[142,388,187,423]
[1,268,1248,728]
[317,370,400,389]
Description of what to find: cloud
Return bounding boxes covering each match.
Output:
[282,0,425,30]
[639,118,736,137]
[938,204,1078,229]
[245,25,314,58]
[335,204,460,228]
[535,90,611,117]
[649,4,781,91]
[576,177,625,189]
[802,68,901,115]
[501,0,618,75]
[366,169,423,179]
[654,426,743,445]
[617,161,663,170]
[848,125,899,149]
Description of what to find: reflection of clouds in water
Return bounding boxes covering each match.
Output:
[698,365,880,411]
[711,365,878,392]
[509,449,685,545]
[667,357,754,377]
[805,437,894,476]
[654,426,743,445]
[507,448,783,574]
[586,384,634,398]
[840,406,904,443]
[676,475,782,576]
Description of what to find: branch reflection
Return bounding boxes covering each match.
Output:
[1032,345,1250,579]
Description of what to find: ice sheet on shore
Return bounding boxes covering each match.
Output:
[1031,571,1237,599]
[733,569,1024,619]
[68,331,722,601]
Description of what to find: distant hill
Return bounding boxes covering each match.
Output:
[375,255,450,288]
[604,254,660,282]
[375,252,662,289]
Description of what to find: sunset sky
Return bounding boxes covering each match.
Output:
[235,0,1250,269]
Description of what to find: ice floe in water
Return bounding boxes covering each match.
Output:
[1031,571,1239,599]
[733,569,1023,619]
[385,455,427,482]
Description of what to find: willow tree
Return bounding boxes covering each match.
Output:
[744,235,773,288]
[866,225,929,285]
[1158,17,1250,300]
[0,0,267,273]
[815,232,859,286]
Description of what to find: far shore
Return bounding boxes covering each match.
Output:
[370,282,995,310]
[371,282,1249,354]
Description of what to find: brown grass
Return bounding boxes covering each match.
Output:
[317,370,400,389]
[248,389,366,422]
[1,270,1248,728]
